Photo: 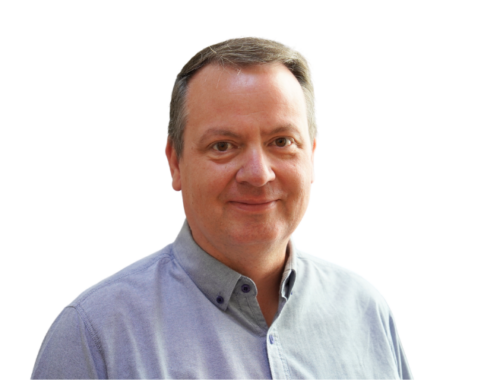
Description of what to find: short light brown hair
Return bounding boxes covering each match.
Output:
[168,37,316,157]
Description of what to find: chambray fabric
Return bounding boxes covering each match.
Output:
[32,221,412,379]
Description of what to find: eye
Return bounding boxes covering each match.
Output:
[212,141,233,152]
[273,137,293,147]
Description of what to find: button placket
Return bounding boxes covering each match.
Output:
[266,330,290,379]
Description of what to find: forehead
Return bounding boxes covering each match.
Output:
[184,63,307,130]
[188,62,300,95]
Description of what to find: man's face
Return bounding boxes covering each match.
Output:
[167,63,316,255]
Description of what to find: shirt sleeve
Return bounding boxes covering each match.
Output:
[31,306,106,379]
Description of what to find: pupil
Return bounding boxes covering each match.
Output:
[218,142,228,151]
[277,138,286,146]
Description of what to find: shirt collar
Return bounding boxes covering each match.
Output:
[280,239,297,299]
[173,220,241,311]
[173,220,297,310]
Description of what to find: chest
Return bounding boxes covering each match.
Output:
[96,292,399,379]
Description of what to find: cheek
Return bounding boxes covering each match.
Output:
[186,161,234,200]
[280,162,314,217]
[282,160,313,190]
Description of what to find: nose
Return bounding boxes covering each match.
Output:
[235,147,276,187]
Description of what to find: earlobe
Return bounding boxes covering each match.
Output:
[166,139,182,191]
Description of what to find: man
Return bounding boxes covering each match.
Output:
[32,38,412,379]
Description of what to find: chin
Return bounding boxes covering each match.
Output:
[224,221,288,246]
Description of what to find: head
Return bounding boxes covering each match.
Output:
[168,37,316,159]
[166,38,317,265]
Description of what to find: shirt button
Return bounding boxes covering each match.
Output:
[241,284,251,293]
[269,334,274,344]
[216,296,224,304]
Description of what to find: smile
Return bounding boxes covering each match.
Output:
[228,200,278,212]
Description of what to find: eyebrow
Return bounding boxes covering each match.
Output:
[198,128,241,144]
[198,124,302,143]
[263,124,302,137]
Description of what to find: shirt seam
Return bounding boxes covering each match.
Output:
[68,304,107,377]
[72,305,103,351]
[274,331,292,380]
[270,330,292,379]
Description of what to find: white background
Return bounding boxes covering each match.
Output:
[1,1,499,378]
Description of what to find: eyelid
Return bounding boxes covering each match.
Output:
[210,137,296,151]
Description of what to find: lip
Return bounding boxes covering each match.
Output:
[228,200,278,212]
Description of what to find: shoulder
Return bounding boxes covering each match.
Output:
[296,249,377,290]
[294,249,390,313]
[69,244,175,312]
[32,245,178,378]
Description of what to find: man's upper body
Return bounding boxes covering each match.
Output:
[32,221,411,379]
[32,38,412,378]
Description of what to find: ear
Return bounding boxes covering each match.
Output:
[166,138,182,191]
[311,138,317,184]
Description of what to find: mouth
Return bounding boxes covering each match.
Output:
[228,200,278,212]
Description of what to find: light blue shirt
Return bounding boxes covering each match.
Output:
[32,221,412,379]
